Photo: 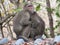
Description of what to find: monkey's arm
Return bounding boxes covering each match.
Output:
[19,18,31,26]
[19,11,31,26]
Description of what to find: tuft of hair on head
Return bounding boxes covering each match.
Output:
[24,0,32,7]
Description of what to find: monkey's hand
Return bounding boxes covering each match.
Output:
[31,22,38,28]
[20,20,31,26]
[23,21,31,25]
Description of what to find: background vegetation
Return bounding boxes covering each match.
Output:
[0,0,60,39]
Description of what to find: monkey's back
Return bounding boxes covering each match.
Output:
[13,10,45,40]
[29,12,45,38]
[13,10,30,35]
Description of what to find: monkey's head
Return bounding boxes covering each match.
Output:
[24,3,34,13]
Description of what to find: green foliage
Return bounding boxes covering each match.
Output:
[56,0,60,2]
[45,28,50,31]
[57,33,60,35]
[55,1,60,18]
[14,7,22,13]
[56,12,60,17]
[46,7,51,12]
[46,7,55,14]
[45,21,60,30]
[23,0,25,2]
[0,0,4,3]
[53,0,60,31]
[32,2,41,11]
[36,4,41,11]
[54,21,60,29]
[1,0,4,3]
[58,3,60,7]
[45,22,60,31]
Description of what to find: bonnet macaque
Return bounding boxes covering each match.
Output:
[13,3,45,42]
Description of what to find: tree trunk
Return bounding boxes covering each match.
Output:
[0,11,4,38]
[46,0,55,37]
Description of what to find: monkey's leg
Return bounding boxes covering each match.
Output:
[14,29,21,39]
[34,35,43,40]
[19,26,31,42]
[22,27,36,41]
[22,28,30,38]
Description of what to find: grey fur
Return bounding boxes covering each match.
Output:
[13,10,45,41]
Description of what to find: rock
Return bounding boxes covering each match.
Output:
[14,39,25,45]
[0,38,9,45]
[34,38,43,45]
[54,35,60,43]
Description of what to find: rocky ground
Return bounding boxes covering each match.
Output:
[3,38,53,45]
[0,26,54,45]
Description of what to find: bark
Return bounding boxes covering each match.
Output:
[0,11,4,38]
[46,0,55,37]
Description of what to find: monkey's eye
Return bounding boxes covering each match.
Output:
[28,5,33,7]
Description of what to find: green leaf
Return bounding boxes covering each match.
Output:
[14,7,22,12]
[23,0,25,3]
[51,8,55,11]
[46,7,52,12]
[46,28,49,30]
[0,0,4,3]
[56,12,60,17]
[54,21,60,30]
[56,0,60,2]
[36,4,41,11]
[58,3,60,7]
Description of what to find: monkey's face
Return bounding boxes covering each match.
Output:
[27,5,34,13]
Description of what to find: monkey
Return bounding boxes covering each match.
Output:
[13,6,31,41]
[13,3,45,42]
